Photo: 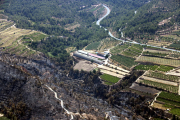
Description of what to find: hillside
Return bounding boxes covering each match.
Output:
[100,0,180,40]
[0,0,180,120]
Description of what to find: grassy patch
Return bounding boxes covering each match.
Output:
[23,32,48,42]
[100,74,120,85]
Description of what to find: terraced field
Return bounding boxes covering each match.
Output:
[136,56,180,67]
[0,21,47,57]
[154,92,180,116]
[121,44,143,58]
[136,71,180,94]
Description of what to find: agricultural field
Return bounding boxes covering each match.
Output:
[154,92,180,116]
[146,71,179,82]
[144,49,172,54]
[166,68,180,77]
[0,21,47,57]
[134,64,174,72]
[147,40,171,47]
[100,69,124,78]
[142,51,168,57]
[85,41,101,50]
[139,79,179,93]
[167,41,180,50]
[23,32,48,42]
[134,64,159,71]
[0,20,14,32]
[121,44,143,58]
[98,65,128,76]
[0,23,35,47]
[110,43,129,55]
[100,74,120,85]
[130,83,160,95]
[136,56,180,67]
[111,54,138,68]
[98,38,120,52]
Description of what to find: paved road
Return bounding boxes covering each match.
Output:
[98,4,180,53]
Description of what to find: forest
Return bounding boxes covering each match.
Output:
[100,0,180,39]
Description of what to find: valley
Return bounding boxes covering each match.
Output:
[0,0,180,120]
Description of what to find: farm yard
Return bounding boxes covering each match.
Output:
[136,56,180,67]
[73,59,97,72]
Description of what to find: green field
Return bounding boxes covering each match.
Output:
[100,74,120,85]
[159,92,180,103]
[134,65,159,71]
[157,97,180,116]
[110,43,129,55]
[147,71,179,82]
[85,41,101,50]
[111,55,138,68]
[23,32,48,42]
[142,51,168,57]
[135,64,173,72]
[121,44,143,58]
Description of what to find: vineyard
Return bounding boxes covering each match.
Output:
[85,41,101,50]
[146,71,179,82]
[111,55,138,68]
[136,56,180,67]
[100,74,120,85]
[139,79,178,93]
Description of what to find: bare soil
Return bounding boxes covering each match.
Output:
[130,83,160,95]
[74,60,97,72]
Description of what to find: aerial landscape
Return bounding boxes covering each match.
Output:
[0,0,180,119]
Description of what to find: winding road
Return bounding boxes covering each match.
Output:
[97,4,180,53]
